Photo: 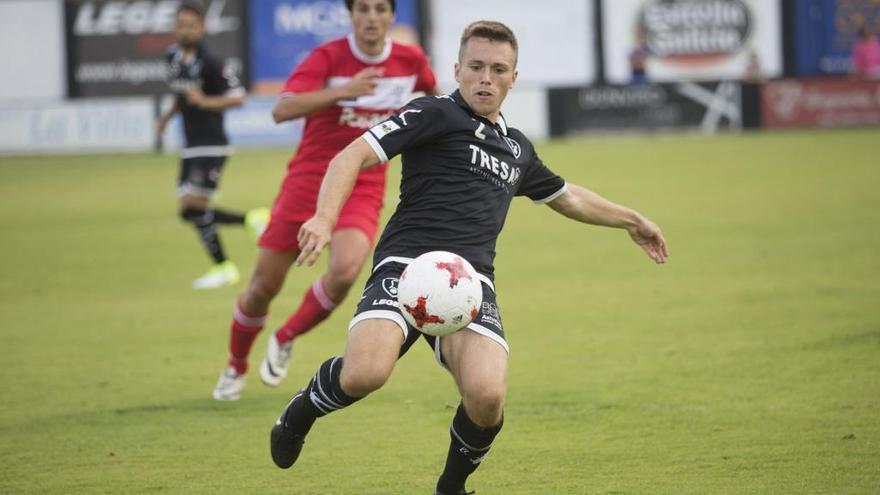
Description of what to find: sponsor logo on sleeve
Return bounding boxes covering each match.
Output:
[369,120,400,140]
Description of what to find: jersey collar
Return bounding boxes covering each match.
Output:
[347,34,392,64]
[450,90,509,136]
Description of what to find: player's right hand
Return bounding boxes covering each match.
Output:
[155,118,168,136]
[296,216,333,267]
[343,67,384,99]
[627,217,669,264]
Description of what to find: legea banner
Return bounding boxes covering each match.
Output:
[601,0,782,84]
[65,0,247,97]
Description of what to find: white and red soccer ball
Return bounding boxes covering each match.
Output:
[397,251,483,337]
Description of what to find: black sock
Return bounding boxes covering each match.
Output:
[181,208,226,264]
[212,208,246,225]
[283,357,361,436]
[436,403,503,494]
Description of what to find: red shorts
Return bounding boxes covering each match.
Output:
[259,184,384,253]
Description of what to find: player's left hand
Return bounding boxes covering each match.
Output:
[296,216,333,267]
[628,217,669,264]
[186,87,206,107]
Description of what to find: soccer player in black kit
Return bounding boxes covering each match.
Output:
[270,21,669,494]
[156,1,268,289]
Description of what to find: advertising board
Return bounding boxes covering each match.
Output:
[0,98,155,154]
[549,81,742,135]
[65,0,247,97]
[428,0,596,88]
[762,79,880,128]
[793,0,880,76]
[249,0,422,95]
[161,95,304,150]
[602,0,782,84]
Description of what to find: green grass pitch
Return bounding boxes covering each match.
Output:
[1,129,878,494]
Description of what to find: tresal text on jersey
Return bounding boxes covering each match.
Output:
[468,144,521,186]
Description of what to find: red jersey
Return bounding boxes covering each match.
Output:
[280,35,437,204]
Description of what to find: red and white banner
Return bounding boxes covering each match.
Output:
[762,79,880,128]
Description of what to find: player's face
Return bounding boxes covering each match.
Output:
[350,0,395,45]
[174,10,205,49]
[455,38,518,120]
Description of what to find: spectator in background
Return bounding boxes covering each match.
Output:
[629,29,651,84]
[743,48,764,83]
[852,25,880,79]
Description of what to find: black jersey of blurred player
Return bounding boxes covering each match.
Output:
[362,90,567,280]
[166,44,244,150]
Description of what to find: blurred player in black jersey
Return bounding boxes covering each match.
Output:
[156,1,268,289]
[269,21,669,494]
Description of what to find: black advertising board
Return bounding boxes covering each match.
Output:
[65,0,247,97]
[548,81,743,136]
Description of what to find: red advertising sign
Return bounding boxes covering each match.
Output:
[762,79,880,128]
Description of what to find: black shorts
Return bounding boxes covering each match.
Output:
[177,156,227,197]
[348,258,508,365]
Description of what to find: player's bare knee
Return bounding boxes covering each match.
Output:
[463,388,505,427]
[247,276,280,307]
[325,262,361,295]
[179,195,207,211]
[340,362,391,397]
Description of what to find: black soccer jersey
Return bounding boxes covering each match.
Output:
[165,44,244,153]
[362,90,567,280]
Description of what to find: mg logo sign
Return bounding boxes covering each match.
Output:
[274,0,350,36]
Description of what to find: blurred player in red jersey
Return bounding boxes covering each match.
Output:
[212,0,439,400]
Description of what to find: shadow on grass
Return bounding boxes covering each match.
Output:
[805,329,880,350]
[112,395,281,416]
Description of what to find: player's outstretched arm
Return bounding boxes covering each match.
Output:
[296,137,381,267]
[548,184,669,264]
[156,99,180,135]
[273,67,383,123]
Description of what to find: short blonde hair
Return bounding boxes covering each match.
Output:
[459,21,518,66]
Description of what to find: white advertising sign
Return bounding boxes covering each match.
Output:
[0,98,154,154]
[429,0,596,89]
[602,0,782,83]
[0,0,65,101]
[161,95,304,152]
